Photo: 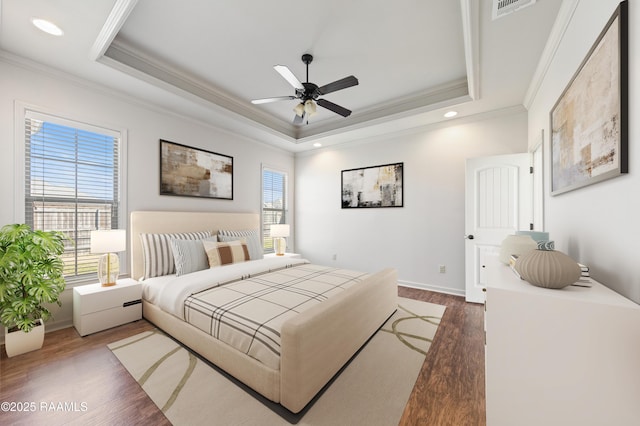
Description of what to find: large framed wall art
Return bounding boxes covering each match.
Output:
[160,139,233,200]
[550,1,628,195]
[341,162,403,208]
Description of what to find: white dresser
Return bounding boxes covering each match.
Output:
[73,278,142,336]
[485,260,640,426]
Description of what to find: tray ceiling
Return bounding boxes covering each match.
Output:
[0,0,563,150]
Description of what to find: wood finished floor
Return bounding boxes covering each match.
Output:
[0,288,485,425]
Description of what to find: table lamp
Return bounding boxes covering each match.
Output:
[90,229,126,286]
[270,224,290,256]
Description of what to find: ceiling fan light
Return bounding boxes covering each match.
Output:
[293,103,305,117]
[304,100,316,115]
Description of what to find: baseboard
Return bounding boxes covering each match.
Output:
[398,280,466,297]
[46,319,74,333]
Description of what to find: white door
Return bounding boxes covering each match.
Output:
[465,154,531,303]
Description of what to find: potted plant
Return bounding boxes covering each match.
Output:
[0,223,66,357]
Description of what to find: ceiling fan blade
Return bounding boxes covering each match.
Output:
[317,98,352,117]
[251,96,296,105]
[274,65,304,90]
[318,76,359,95]
[293,111,306,125]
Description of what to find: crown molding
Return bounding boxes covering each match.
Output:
[460,0,480,100]
[523,0,580,108]
[295,104,527,157]
[88,0,138,61]
[102,40,297,139]
[0,49,296,153]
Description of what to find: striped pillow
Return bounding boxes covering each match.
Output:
[203,240,250,268]
[140,231,211,279]
[170,236,218,277]
[217,229,263,260]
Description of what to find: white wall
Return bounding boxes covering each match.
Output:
[295,108,528,295]
[528,0,640,303]
[0,58,295,333]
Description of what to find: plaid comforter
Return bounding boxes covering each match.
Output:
[183,263,369,370]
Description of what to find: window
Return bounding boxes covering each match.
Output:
[262,167,287,253]
[24,110,123,284]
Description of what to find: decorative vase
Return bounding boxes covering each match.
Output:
[4,319,45,357]
[514,249,581,289]
[498,234,537,264]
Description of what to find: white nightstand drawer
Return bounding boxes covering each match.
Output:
[74,279,141,315]
[74,304,141,336]
[73,278,142,336]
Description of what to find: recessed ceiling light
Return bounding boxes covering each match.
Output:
[313,142,322,148]
[444,111,458,118]
[32,18,64,36]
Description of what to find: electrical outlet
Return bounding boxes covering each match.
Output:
[332,254,337,261]
[439,264,446,274]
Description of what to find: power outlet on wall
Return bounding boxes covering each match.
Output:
[332,254,337,261]
[439,264,446,274]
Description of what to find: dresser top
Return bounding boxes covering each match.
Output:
[487,259,639,310]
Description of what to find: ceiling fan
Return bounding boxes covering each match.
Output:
[251,54,359,125]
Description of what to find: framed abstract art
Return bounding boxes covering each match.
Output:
[341,162,403,208]
[160,139,233,200]
[550,1,628,195]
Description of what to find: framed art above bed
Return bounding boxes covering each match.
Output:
[160,139,233,200]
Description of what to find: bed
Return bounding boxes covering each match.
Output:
[130,211,398,414]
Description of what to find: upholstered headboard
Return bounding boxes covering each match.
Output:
[130,211,260,280]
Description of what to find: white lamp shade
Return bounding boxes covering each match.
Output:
[90,229,126,254]
[293,103,305,117]
[304,100,316,115]
[270,224,290,238]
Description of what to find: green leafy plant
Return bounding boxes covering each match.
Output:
[0,224,66,333]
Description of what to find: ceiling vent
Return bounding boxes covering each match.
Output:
[492,0,536,20]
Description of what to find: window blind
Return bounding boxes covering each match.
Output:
[262,168,287,253]
[24,111,121,284]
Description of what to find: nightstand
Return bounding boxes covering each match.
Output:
[264,253,302,259]
[73,278,142,336]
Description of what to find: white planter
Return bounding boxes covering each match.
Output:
[4,320,45,357]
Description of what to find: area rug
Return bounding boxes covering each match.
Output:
[108,297,445,426]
